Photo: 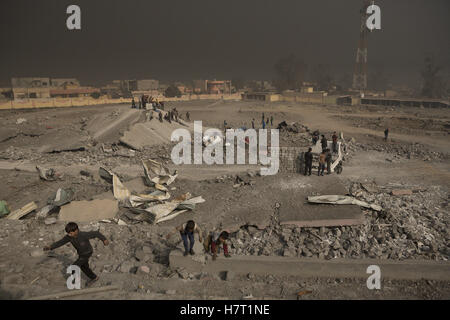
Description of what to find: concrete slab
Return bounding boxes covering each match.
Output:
[277,175,364,227]
[59,199,119,222]
[169,250,450,281]
[119,119,193,150]
[92,177,148,200]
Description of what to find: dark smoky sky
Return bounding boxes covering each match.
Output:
[0,0,449,87]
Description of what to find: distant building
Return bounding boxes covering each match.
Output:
[0,88,13,100]
[51,78,80,88]
[193,80,207,94]
[49,87,100,98]
[206,80,231,94]
[242,92,280,102]
[11,77,51,99]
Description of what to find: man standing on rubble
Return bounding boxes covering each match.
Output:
[166,220,203,256]
[325,148,332,174]
[158,110,163,122]
[186,111,190,121]
[320,134,327,152]
[304,147,313,176]
[384,128,389,141]
[131,98,136,109]
[332,132,338,153]
[44,222,109,287]
[318,150,326,176]
[251,118,255,129]
[270,115,273,126]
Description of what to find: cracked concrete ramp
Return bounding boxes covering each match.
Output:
[170,250,450,281]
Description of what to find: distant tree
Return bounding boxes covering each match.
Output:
[165,85,182,98]
[90,92,101,99]
[311,64,334,91]
[231,77,245,91]
[421,55,445,98]
[369,67,388,92]
[246,80,263,92]
[336,73,352,92]
[273,54,307,91]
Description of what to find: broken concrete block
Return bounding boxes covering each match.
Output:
[138,266,150,274]
[119,261,134,273]
[59,199,119,222]
[391,189,413,196]
[30,249,44,258]
[225,271,235,281]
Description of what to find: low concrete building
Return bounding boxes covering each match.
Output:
[49,87,100,98]
[242,92,280,102]
[136,79,159,91]
[11,77,51,99]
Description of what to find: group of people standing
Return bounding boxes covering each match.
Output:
[167,220,231,261]
[250,113,274,130]
[303,131,339,176]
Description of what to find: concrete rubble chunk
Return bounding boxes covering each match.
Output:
[391,189,413,196]
[44,217,57,225]
[7,202,38,220]
[59,199,119,222]
[48,188,74,207]
[35,205,58,220]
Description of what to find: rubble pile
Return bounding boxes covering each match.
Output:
[344,140,448,162]
[277,121,312,147]
[228,184,449,261]
[0,144,172,167]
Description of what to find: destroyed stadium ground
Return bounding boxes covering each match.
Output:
[0,101,449,300]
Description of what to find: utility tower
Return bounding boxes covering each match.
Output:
[352,0,372,92]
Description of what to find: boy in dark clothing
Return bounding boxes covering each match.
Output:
[304,147,313,176]
[44,222,109,286]
[318,150,326,176]
[320,135,327,152]
[312,130,320,145]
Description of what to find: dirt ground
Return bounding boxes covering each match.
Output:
[0,100,449,300]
